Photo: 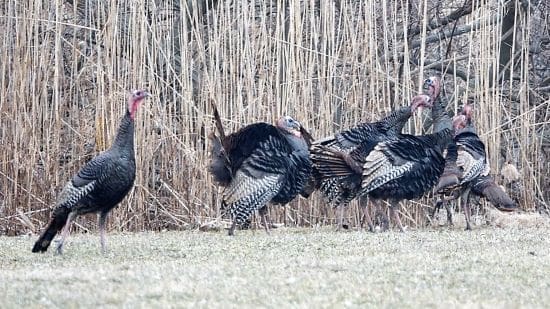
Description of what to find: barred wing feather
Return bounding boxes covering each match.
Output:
[361,143,415,193]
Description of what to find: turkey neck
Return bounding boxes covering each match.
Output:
[456,122,478,136]
[111,110,135,156]
[283,132,309,155]
[431,99,452,132]
[430,128,453,153]
[381,106,412,133]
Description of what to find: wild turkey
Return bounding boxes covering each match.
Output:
[311,77,440,231]
[434,104,489,229]
[432,104,517,229]
[32,90,150,254]
[312,124,453,232]
[208,103,312,235]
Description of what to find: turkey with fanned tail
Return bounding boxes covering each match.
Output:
[310,77,442,231]
[208,103,312,235]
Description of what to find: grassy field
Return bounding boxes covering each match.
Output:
[1,225,549,308]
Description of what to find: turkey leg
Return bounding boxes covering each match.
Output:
[444,201,454,226]
[431,199,454,226]
[389,202,405,232]
[259,206,271,235]
[461,188,472,230]
[360,198,374,232]
[228,220,237,236]
[430,199,444,223]
[56,211,77,255]
[375,202,390,231]
[336,206,345,231]
[99,212,108,253]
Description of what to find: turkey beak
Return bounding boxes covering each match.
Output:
[291,120,302,131]
[425,95,433,107]
[290,121,303,138]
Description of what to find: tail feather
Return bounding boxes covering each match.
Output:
[208,132,232,186]
[211,100,225,140]
[312,135,338,147]
[310,146,355,178]
[209,100,232,186]
[32,207,70,253]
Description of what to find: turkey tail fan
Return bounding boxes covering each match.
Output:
[310,145,355,179]
[32,207,70,253]
[210,100,226,140]
[312,135,338,147]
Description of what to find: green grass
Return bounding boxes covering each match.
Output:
[1,226,549,308]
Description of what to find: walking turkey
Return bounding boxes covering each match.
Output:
[208,103,312,235]
[431,104,517,229]
[310,77,441,231]
[32,90,150,254]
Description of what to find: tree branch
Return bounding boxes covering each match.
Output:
[400,0,475,38]
[408,14,501,49]
[410,55,471,81]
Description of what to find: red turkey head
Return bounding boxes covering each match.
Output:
[410,94,432,113]
[424,76,441,102]
[276,116,302,137]
[452,114,467,131]
[128,90,151,120]
[461,103,474,119]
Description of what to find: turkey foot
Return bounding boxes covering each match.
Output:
[335,206,349,231]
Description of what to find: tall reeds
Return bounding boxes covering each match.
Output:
[0,0,547,235]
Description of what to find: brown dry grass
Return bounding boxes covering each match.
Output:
[0,0,548,235]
